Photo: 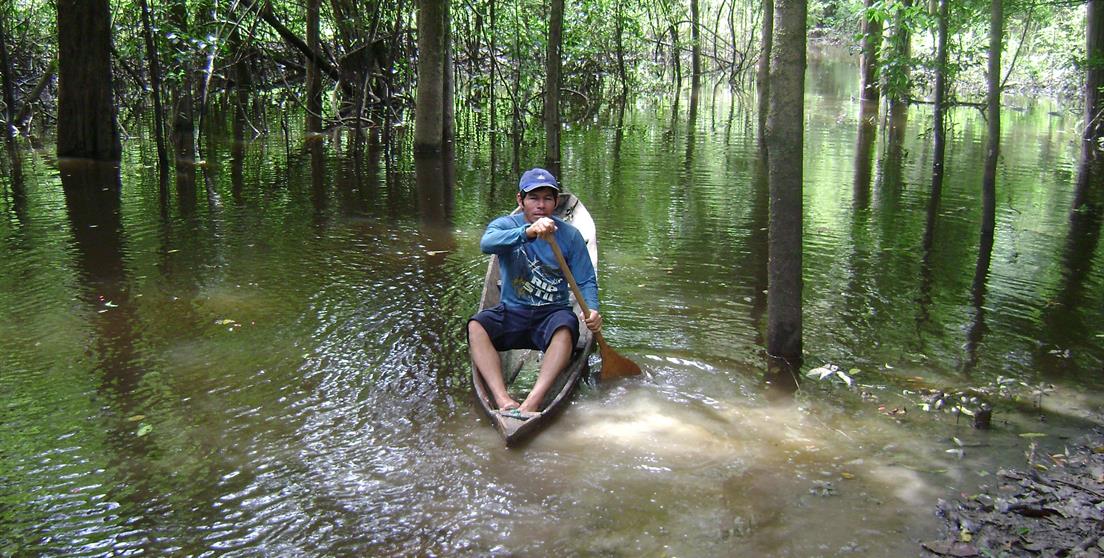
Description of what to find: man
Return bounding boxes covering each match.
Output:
[468,167,602,415]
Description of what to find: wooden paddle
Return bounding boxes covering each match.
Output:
[546,235,641,381]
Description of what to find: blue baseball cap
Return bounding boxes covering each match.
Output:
[518,168,560,193]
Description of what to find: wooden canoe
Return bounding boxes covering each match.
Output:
[471,193,598,446]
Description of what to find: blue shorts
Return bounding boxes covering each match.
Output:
[469,304,579,352]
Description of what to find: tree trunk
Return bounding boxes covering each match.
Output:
[887,0,912,116]
[930,0,949,202]
[859,0,882,104]
[765,0,805,361]
[757,0,774,148]
[1086,0,1104,144]
[0,13,15,134]
[56,0,119,161]
[307,0,323,134]
[981,0,1002,246]
[169,0,195,164]
[414,0,447,153]
[138,0,169,184]
[15,61,55,129]
[545,0,564,169]
[616,0,629,99]
[691,0,702,90]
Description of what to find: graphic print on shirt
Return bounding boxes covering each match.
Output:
[510,245,564,305]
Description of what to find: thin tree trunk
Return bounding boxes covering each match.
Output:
[1086,0,1104,144]
[859,0,882,104]
[930,0,949,202]
[489,0,497,138]
[15,60,55,129]
[887,0,912,116]
[981,0,1002,246]
[414,0,446,152]
[690,0,701,89]
[545,0,564,169]
[56,0,120,161]
[669,24,681,90]
[138,0,169,183]
[616,0,629,99]
[307,0,323,134]
[0,13,15,134]
[765,0,805,361]
[757,0,774,148]
[169,0,195,164]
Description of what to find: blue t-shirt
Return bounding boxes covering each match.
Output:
[480,213,599,311]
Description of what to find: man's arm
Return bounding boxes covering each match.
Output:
[480,216,529,255]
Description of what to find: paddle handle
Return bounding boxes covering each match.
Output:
[546,235,604,344]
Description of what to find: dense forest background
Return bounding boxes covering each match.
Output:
[0,0,1094,153]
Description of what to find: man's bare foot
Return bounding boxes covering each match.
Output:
[496,397,521,411]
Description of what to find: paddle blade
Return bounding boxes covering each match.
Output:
[597,336,641,381]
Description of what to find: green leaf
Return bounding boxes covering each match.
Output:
[137,423,152,437]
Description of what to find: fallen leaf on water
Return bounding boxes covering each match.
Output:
[1019,433,1047,438]
[884,363,894,369]
[136,423,152,437]
[1032,463,1049,472]
[127,415,145,422]
[426,250,448,256]
[840,472,855,479]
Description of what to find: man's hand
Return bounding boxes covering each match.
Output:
[526,217,557,240]
[583,309,602,333]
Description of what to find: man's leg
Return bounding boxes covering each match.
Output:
[468,320,520,410]
[517,327,573,413]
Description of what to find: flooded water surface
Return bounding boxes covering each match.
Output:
[2,48,1103,556]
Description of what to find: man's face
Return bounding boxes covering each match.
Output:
[517,187,558,223]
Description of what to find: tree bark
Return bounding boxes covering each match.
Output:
[56,0,120,161]
[930,0,949,202]
[545,0,564,169]
[859,0,882,104]
[138,0,169,184]
[168,0,195,164]
[15,61,55,129]
[414,0,447,153]
[0,13,15,134]
[307,0,323,134]
[757,0,774,149]
[765,0,805,361]
[1086,0,1104,144]
[981,0,1002,246]
[691,0,702,90]
[887,0,912,116]
[616,0,629,99]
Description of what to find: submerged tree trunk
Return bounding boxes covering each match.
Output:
[981,0,1002,247]
[545,0,564,170]
[859,0,882,105]
[615,0,629,100]
[306,0,323,134]
[887,0,912,117]
[415,0,448,153]
[765,0,806,361]
[138,0,169,184]
[169,0,195,164]
[930,0,949,202]
[690,0,702,90]
[0,13,15,134]
[56,0,119,161]
[756,0,774,149]
[1086,0,1104,145]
